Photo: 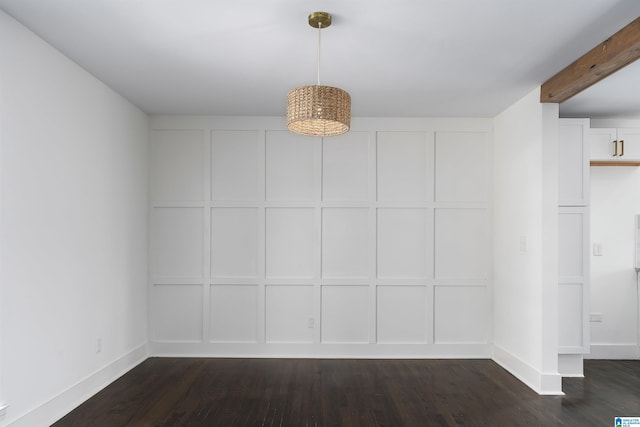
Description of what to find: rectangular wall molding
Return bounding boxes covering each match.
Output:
[149,117,493,357]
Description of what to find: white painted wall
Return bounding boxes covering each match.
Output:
[588,119,640,359]
[0,10,148,426]
[492,87,562,394]
[540,103,560,387]
[589,164,640,359]
[148,116,493,358]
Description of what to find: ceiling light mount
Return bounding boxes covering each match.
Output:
[286,11,351,137]
[308,11,331,29]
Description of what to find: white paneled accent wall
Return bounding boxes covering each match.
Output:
[149,117,492,357]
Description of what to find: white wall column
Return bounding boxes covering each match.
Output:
[492,87,562,395]
[0,32,5,418]
[540,102,560,390]
[0,13,7,417]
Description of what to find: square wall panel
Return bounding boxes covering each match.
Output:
[322,208,369,279]
[321,286,369,343]
[265,285,314,343]
[210,285,258,343]
[558,284,584,348]
[152,284,202,342]
[377,286,427,344]
[558,124,586,203]
[265,208,315,279]
[211,208,258,279]
[559,211,584,278]
[211,130,259,202]
[434,209,489,280]
[434,286,487,344]
[434,132,489,202]
[266,131,316,202]
[152,208,203,278]
[150,130,204,201]
[377,131,430,202]
[377,209,429,279]
[323,132,369,201]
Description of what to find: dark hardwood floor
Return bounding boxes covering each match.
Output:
[53,358,640,426]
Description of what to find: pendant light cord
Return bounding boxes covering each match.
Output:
[317,23,322,85]
[317,22,324,139]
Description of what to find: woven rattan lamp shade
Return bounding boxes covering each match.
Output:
[287,85,351,136]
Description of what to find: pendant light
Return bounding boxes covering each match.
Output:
[286,12,351,137]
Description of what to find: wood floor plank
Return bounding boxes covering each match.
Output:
[52,358,640,426]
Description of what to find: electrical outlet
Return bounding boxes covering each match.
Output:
[590,313,603,323]
[593,242,603,256]
[307,317,315,328]
[96,338,102,354]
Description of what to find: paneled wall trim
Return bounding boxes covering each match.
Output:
[149,117,493,358]
[557,119,590,359]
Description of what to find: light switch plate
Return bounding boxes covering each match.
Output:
[519,236,528,252]
[593,242,603,256]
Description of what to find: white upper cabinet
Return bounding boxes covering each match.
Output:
[590,128,640,162]
[619,128,640,159]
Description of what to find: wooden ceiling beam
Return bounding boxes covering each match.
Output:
[540,16,640,103]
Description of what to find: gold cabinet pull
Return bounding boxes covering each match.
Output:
[620,139,625,157]
[614,140,618,156]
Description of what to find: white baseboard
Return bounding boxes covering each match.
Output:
[586,344,640,359]
[492,345,563,395]
[148,342,492,359]
[6,343,148,427]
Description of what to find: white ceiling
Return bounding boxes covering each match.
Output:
[1,0,639,118]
